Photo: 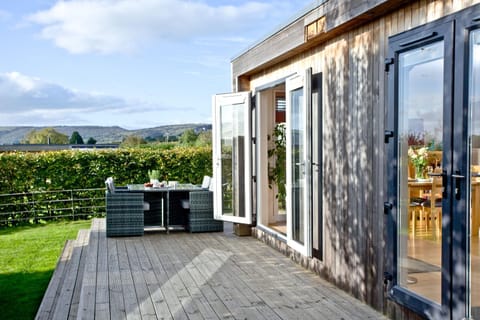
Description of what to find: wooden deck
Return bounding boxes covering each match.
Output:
[36,218,388,320]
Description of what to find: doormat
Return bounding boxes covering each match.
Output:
[403,257,441,274]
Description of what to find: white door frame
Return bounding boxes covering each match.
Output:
[212,92,252,225]
[286,71,312,256]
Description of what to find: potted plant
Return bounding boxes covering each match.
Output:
[268,123,286,210]
[148,169,161,184]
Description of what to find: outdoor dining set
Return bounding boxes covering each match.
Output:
[104,176,222,237]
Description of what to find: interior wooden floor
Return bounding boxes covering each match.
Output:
[406,219,480,310]
[267,222,286,235]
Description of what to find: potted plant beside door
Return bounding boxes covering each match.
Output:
[268,123,287,212]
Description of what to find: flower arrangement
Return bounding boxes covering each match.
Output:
[408,146,428,179]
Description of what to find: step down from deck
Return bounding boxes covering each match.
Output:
[35,226,91,320]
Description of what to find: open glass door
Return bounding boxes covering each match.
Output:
[212,92,252,224]
[286,72,312,256]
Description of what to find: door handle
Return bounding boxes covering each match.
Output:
[452,171,465,200]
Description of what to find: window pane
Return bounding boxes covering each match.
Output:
[469,29,480,319]
[397,41,443,303]
[220,103,245,218]
[290,87,304,243]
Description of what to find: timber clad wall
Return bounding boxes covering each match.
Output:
[232,0,480,318]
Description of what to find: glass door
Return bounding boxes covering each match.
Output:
[387,21,454,318]
[212,92,252,224]
[468,27,480,320]
[286,72,311,256]
[396,39,445,304]
[387,5,480,318]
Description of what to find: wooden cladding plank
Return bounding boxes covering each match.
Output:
[371,17,385,311]
[232,19,305,78]
[306,16,327,41]
[322,35,350,292]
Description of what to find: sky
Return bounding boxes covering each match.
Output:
[0,0,313,129]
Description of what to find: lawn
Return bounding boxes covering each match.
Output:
[0,220,92,320]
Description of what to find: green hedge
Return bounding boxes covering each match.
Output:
[0,146,213,193]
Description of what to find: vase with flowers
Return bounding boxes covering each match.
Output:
[408,146,428,179]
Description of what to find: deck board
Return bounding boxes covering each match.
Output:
[35,239,74,320]
[39,218,388,319]
[53,229,88,320]
[68,229,90,320]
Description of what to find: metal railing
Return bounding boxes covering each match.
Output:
[0,188,106,226]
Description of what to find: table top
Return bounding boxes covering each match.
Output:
[117,184,203,193]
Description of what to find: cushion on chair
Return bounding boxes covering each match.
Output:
[201,176,211,189]
[105,177,115,194]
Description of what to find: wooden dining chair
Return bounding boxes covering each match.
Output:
[422,176,443,234]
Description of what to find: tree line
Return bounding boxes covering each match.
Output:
[22,128,96,145]
[20,127,211,147]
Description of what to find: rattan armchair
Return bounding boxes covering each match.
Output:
[105,177,144,237]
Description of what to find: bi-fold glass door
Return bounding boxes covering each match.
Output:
[286,72,312,256]
[212,92,252,224]
[386,5,480,319]
[212,70,317,257]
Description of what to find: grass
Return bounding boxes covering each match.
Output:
[0,220,92,320]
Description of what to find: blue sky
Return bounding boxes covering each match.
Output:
[0,0,312,129]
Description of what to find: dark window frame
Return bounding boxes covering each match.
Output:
[386,4,480,319]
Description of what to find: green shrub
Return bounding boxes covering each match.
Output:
[0,146,212,225]
[0,146,212,193]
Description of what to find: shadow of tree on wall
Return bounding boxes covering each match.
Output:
[322,26,384,310]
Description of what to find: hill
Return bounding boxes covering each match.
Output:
[0,124,211,145]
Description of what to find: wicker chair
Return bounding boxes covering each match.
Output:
[188,190,223,233]
[105,177,144,237]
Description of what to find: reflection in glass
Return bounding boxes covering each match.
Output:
[290,87,304,243]
[469,29,480,319]
[220,102,245,217]
[397,41,444,303]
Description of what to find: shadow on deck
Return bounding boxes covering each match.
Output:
[35,218,387,319]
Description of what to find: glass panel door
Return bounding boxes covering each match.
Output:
[469,28,480,319]
[212,92,252,224]
[286,73,311,256]
[397,41,444,304]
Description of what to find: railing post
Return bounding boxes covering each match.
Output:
[71,190,75,220]
[32,192,37,224]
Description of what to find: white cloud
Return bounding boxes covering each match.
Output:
[0,71,135,112]
[27,0,274,54]
[0,71,200,127]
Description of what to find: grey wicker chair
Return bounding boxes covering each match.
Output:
[105,177,144,237]
[188,190,223,233]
